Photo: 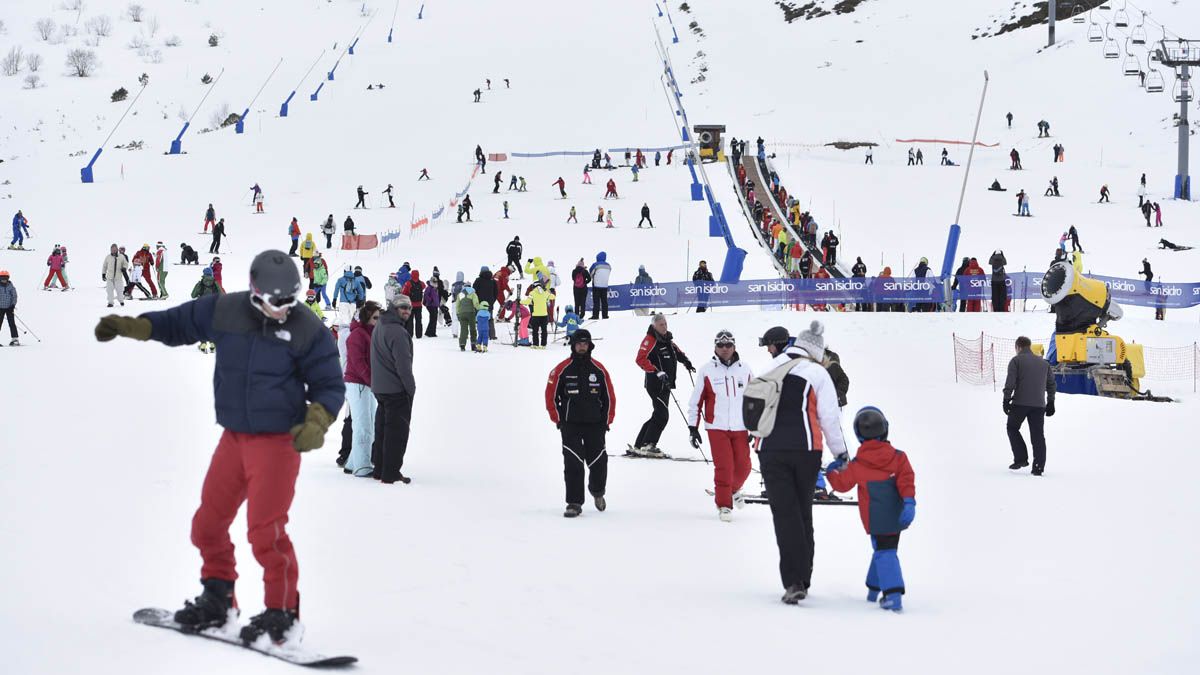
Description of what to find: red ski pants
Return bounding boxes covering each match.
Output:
[43,270,67,288]
[141,266,158,296]
[708,429,752,509]
[192,430,302,611]
[204,218,215,232]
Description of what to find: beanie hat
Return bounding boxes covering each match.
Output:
[793,320,826,360]
[394,294,413,310]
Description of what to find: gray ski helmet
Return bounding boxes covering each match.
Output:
[249,250,302,307]
[758,326,790,348]
[853,406,889,443]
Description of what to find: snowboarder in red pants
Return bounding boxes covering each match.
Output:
[686,330,754,521]
[94,250,344,645]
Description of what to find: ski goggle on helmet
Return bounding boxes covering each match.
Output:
[714,329,735,347]
[249,251,302,310]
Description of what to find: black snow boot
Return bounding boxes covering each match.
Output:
[240,608,301,645]
[781,584,807,605]
[174,578,236,630]
[564,504,582,518]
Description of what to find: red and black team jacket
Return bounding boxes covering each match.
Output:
[826,440,916,536]
[635,326,692,389]
[545,353,616,427]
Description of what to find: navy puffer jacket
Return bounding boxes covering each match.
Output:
[142,291,345,433]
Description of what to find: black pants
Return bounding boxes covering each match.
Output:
[1071,237,1083,252]
[991,283,1007,312]
[288,239,298,256]
[372,391,412,480]
[424,307,438,337]
[356,196,365,208]
[507,256,521,278]
[634,382,670,448]
[530,315,548,346]
[338,414,352,465]
[209,236,221,254]
[761,451,822,590]
[324,233,333,249]
[561,422,608,506]
[590,287,609,319]
[403,309,422,341]
[388,195,395,207]
[573,286,587,316]
[439,305,452,326]
[637,216,653,228]
[0,307,15,339]
[1007,405,1047,470]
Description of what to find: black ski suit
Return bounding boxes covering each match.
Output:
[546,349,615,506]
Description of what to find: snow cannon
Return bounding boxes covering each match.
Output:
[1040,261,1146,398]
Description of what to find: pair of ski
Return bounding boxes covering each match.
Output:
[617,446,707,463]
[703,488,857,506]
[133,608,356,668]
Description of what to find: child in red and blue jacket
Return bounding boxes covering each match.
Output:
[825,406,916,612]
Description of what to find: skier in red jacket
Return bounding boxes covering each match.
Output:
[604,179,618,199]
[825,407,916,612]
[552,177,567,199]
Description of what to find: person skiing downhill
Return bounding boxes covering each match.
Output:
[0,270,17,345]
[546,329,616,518]
[10,211,30,250]
[210,219,226,255]
[631,313,695,457]
[94,250,344,645]
[205,204,217,233]
[355,185,368,209]
[686,330,754,521]
[552,177,567,199]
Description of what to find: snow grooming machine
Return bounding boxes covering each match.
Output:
[1038,262,1157,400]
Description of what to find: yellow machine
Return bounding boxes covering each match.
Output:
[1040,261,1148,398]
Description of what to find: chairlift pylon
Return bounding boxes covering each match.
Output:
[1123,41,1140,76]
[1088,12,1103,43]
[1103,25,1120,59]
[1114,1,1130,28]
[1131,12,1147,45]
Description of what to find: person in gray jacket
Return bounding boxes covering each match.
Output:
[1002,336,1055,475]
[370,294,416,484]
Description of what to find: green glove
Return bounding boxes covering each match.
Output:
[290,402,335,453]
[94,315,153,342]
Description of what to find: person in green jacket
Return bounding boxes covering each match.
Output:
[191,267,223,353]
[311,254,332,309]
[456,285,480,352]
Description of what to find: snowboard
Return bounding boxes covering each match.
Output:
[705,488,857,506]
[133,608,357,668]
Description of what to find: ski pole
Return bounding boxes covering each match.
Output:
[14,313,42,342]
[669,390,708,464]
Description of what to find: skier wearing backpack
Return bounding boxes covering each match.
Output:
[686,329,754,521]
[630,313,695,457]
[748,323,849,605]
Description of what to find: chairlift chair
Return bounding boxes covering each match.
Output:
[1114,1,1130,28]
[1172,76,1192,104]
[1088,14,1103,43]
[1122,40,1140,76]
[1103,26,1120,58]
[1145,66,1165,93]
[1097,1,1111,10]
[1072,4,1086,23]
[1131,12,1147,45]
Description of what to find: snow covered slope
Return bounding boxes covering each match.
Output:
[1,1,1199,674]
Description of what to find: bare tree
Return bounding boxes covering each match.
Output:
[127,4,145,22]
[24,74,41,89]
[2,46,23,76]
[59,22,78,39]
[163,34,182,47]
[35,18,57,41]
[86,15,112,38]
[127,33,148,50]
[208,102,232,130]
[25,52,43,72]
[147,15,159,37]
[61,0,86,10]
[65,48,98,77]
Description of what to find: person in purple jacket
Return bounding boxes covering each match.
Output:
[422,277,441,338]
[344,301,381,477]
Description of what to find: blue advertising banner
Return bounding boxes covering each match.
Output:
[601,274,1200,312]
